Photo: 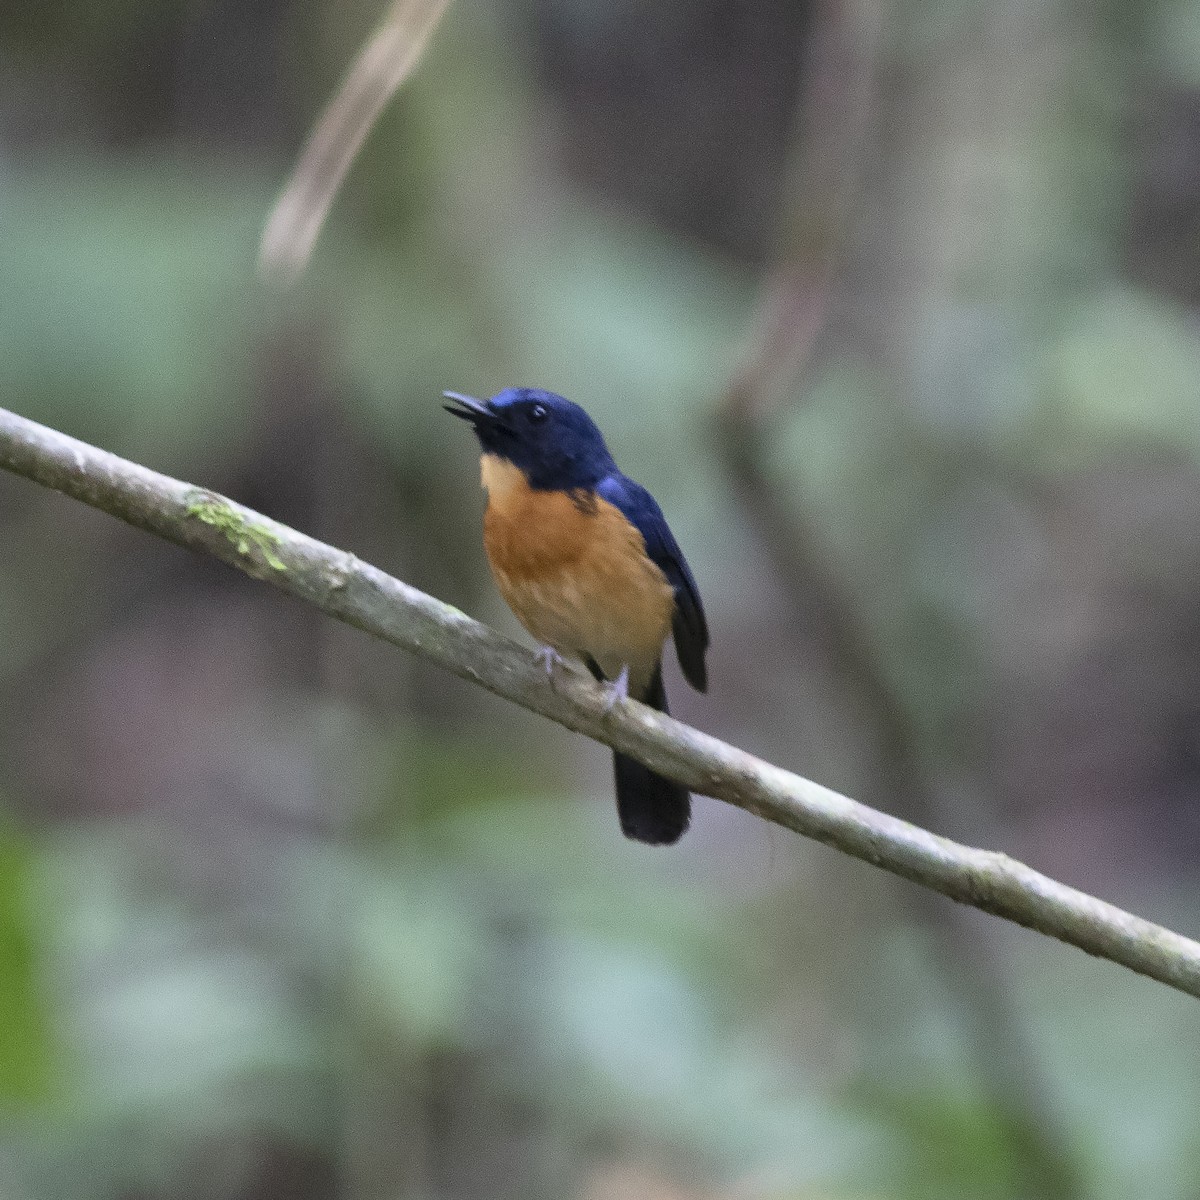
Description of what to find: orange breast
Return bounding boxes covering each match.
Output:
[479,454,674,695]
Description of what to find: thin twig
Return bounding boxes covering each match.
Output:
[1,403,1199,1001]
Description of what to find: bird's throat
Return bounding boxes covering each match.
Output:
[479,453,529,514]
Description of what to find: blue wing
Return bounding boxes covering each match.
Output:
[597,473,708,692]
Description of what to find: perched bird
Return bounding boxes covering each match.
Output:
[445,387,709,845]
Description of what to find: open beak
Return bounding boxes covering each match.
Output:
[443,391,499,426]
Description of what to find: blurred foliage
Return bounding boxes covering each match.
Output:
[0,161,271,465]
[0,818,55,1106]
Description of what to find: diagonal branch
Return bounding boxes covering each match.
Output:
[2,401,1200,999]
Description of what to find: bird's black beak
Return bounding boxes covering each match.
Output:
[443,391,499,427]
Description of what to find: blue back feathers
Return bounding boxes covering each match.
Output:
[596,473,709,692]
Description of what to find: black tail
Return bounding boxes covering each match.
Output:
[612,666,690,845]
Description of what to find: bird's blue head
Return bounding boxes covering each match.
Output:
[444,387,617,490]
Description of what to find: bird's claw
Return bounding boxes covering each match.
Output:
[601,665,630,715]
[536,645,565,684]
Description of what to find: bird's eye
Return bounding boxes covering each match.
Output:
[529,403,548,423]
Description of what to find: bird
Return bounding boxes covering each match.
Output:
[444,386,709,845]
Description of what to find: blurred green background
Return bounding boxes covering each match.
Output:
[4,1,1200,1197]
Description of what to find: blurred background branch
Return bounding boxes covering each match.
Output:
[259,0,453,283]
[715,2,1082,1196]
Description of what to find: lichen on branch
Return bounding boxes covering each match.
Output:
[184,490,287,571]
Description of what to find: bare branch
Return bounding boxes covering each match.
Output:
[2,402,1200,1000]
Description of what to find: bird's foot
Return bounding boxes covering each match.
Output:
[601,665,630,715]
[535,645,566,685]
